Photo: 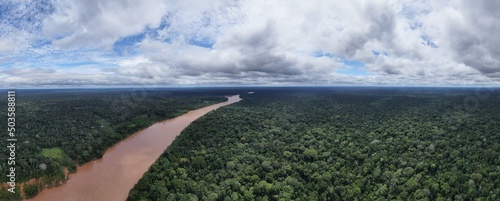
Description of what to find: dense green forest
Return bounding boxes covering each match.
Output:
[0,88,227,200]
[129,87,500,200]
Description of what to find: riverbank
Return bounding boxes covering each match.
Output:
[25,95,241,201]
[0,91,230,200]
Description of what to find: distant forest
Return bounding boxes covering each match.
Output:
[0,88,228,200]
[128,88,500,200]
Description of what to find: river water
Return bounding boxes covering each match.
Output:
[26,95,242,201]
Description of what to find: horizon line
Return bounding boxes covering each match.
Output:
[1,85,499,90]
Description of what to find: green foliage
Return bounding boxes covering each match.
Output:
[129,88,500,200]
[303,148,318,160]
[192,156,207,168]
[0,186,21,201]
[0,88,228,199]
[23,184,39,199]
[41,147,65,160]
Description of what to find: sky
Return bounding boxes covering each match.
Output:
[0,0,500,87]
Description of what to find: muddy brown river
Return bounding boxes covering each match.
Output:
[26,95,241,201]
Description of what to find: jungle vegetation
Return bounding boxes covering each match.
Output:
[128,87,500,200]
[0,88,227,200]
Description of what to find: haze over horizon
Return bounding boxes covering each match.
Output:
[1,0,500,87]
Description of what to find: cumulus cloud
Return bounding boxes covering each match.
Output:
[1,0,500,87]
[441,1,500,75]
[42,0,170,49]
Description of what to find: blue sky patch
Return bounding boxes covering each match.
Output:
[57,61,101,67]
[313,51,370,76]
[0,0,54,31]
[337,59,369,76]
[336,67,369,76]
[342,60,364,67]
[188,38,214,49]
[112,33,145,56]
[32,39,52,48]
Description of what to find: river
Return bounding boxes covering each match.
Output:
[26,95,242,201]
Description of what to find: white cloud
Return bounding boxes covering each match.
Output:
[1,0,500,87]
[0,39,15,53]
[43,0,170,49]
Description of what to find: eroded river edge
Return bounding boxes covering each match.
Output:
[26,95,242,201]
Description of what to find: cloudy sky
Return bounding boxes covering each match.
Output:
[1,0,499,87]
